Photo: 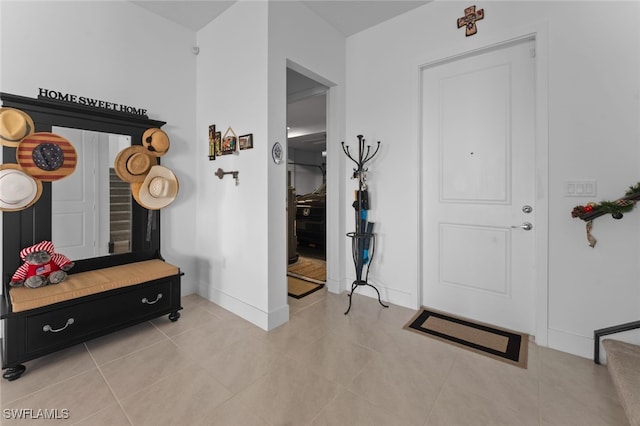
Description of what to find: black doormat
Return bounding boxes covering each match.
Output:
[404,308,528,369]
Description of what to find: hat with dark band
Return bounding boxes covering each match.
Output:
[16,132,77,182]
[0,164,43,211]
[114,145,158,183]
[0,108,35,147]
[142,128,170,157]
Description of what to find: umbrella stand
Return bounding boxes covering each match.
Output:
[342,135,388,315]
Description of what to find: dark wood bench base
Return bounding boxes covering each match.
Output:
[2,255,182,381]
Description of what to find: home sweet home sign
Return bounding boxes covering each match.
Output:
[38,88,148,117]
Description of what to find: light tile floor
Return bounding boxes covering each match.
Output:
[0,290,629,425]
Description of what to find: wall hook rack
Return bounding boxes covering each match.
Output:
[342,134,380,181]
[341,134,387,314]
[215,168,239,185]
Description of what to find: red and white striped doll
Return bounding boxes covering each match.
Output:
[10,241,74,288]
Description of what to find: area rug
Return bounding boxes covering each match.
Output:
[404,307,529,369]
[287,276,324,299]
[287,256,326,285]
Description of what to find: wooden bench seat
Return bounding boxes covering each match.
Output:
[2,256,182,381]
[9,259,179,312]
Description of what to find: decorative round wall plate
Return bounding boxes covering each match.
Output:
[272,142,283,164]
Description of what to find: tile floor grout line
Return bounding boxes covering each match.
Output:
[0,349,97,406]
[88,324,173,367]
[102,351,235,424]
[422,349,460,426]
[307,384,342,424]
[160,314,270,398]
[84,342,135,426]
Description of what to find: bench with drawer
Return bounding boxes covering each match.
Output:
[1,257,182,381]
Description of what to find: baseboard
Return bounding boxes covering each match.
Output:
[547,328,593,360]
[548,328,640,362]
[326,277,342,294]
[200,284,288,331]
[267,303,289,331]
[342,278,417,310]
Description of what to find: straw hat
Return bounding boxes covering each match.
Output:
[16,132,77,182]
[114,146,158,183]
[0,164,43,212]
[142,128,170,157]
[132,165,178,210]
[0,108,35,147]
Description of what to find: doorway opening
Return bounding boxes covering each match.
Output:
[286,67,328,298]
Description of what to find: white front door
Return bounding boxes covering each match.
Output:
[421,39,536,334]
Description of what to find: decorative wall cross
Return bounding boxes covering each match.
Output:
[457,5,484,37]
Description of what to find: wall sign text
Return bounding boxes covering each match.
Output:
[38,88,148,117]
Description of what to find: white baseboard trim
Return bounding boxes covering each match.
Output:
[547,328,593,360]
[267,303,290,331]
[341,278,418,310]
[326,277,342,294]
[199,284,288,331]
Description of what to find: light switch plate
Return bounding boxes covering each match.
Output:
[565,180,597,197]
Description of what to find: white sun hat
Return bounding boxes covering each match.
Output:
[0,164,43,211]
[133,165,178,210]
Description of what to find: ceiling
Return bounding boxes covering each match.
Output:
[131,1,430,35]
[130,0,431,152]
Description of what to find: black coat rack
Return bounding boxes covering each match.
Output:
[341,135,388,314]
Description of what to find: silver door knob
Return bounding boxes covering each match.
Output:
[511,222,533,231]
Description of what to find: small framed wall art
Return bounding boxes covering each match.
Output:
[239,133,253,150]
[208,125,216,160]
[214,130,222,157]
[221,126,237,155]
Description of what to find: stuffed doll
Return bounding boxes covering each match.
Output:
[10,241,74,288]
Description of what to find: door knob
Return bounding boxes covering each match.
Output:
[511,222,533,231]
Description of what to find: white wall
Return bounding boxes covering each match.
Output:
[0,0,345,334]
[346,1,640,358]
[195,1,273,328]
[0,1,198,295]
[193,1,346,330]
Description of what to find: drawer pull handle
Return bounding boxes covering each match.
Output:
[142,293,163,305]
[43,318,74,333]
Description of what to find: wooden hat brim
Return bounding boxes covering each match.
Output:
[16,132,77,182]
[135,165,178,210]
[142,128,170,157]
[0,108,36,148]
[114,145,158,183]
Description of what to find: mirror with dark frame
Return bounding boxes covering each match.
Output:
[1,92,166,284]
[51,126,133,261]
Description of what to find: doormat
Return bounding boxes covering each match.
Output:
[288,276,324,299]
[287,256,326,285]
[404,308,529,369]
